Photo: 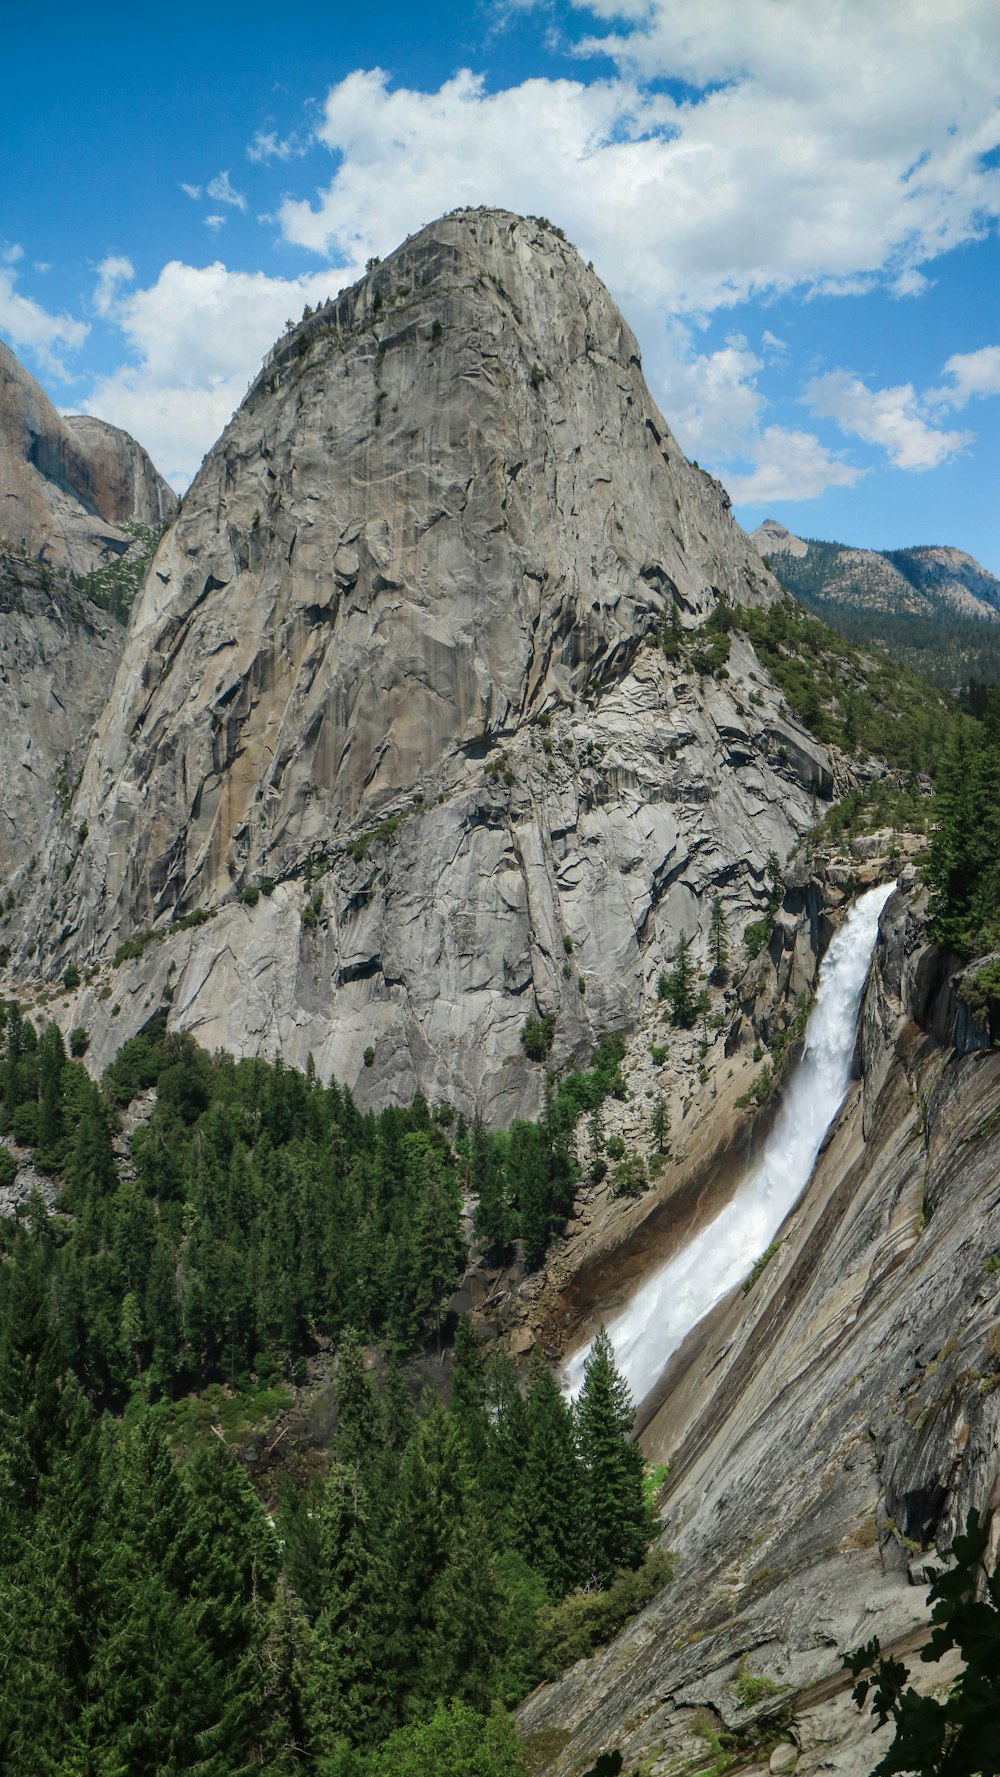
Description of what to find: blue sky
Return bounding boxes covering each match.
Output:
[4,1,1000,570]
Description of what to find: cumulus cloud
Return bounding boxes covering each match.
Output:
[69,1,1000,498]
[805,370,972,471]
[2,243,24,265]
[276,1,1000,320]
[204,215,227,231]
[931,344,1000,408]
[0,259,89,376]
[724,428,864,506]
[206,170,247,211]
[83,259,341,485]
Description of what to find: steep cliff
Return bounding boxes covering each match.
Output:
[518,877,1000,1775]
[0,339,176,576]
[10,210,835,1120]
[0,552,123,882]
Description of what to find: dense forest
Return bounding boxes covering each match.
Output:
[0,1010,664,1773]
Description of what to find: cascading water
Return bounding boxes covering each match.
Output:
[564,882,893,1405]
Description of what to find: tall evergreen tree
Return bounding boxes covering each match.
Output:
[664,934,697,1029]
[707,896,729,983]
[576,1329,649,1586]
[515,1349,585,1597]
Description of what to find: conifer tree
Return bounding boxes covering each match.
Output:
[450,1314,490,1477]
[304,1462,393,1750]
[576,1328,649,1586]
[665,933,698,1029]
[708,895,729,983]
[515,1349,585,1596]
[471,1116,512,1257]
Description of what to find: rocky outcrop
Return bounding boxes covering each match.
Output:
[0,340,175,576]
[0,552,123,883]
[6,210,837,1119]
[518,879,1000,1775]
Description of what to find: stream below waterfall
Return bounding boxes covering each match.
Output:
[564,882,894,1405]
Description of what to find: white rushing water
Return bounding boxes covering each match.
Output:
[564,882,893,1405]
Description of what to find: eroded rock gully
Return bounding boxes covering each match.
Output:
[517,881,1000,1776]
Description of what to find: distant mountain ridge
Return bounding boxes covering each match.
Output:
[751,518,1000,625]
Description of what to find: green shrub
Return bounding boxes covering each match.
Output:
[0,1147,16,1189]
[69,1027,89,1058]
[742,1241,781,1294]
[363,1046,375,1068]
[611,1154,648,1199]
[744,918,771,960]
[240,884,260,907]
[521,1014,556,1062]
[301,891,323,928]
[536,1550,673,1680]
[733,1658,784,1708]
[62,963,81,991]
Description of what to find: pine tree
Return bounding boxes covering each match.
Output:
[450,1314,490,1478]
[708,895,729,983]
[651,1094,670,1157]
[576,1328,649,1586]
[515,1350,585,1596]
[482,1350,527,1542]
[471,1117,512,1258]
[664,933,697,1029]
[304,1462,393,1751]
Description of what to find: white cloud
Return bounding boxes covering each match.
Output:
[0,259,88,376]
[69,2,1000,500]
[204,215,227,231]
[725,427,864,506]
[206,170,247,211]
[931,344,1000,408]
[659,333,767,462]
[652,329,863,503]
[275,2,1000,321]
[805,369,972,471]
[247,128,307,163]
[891,267,933,298]
[93,255,134,318]
[2,243,24,265]
[180,182,202,201]
[83,259,340,485]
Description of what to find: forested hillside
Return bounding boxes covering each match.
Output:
[0,1011,666,1773]
[762,537,1000,691]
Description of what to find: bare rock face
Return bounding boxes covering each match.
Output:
[0,552,123,882]
[518,883,1000,1775]
[0,340,176,576]
[10,209,835,1118]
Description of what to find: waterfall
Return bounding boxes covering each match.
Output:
[564,882,893,1405]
